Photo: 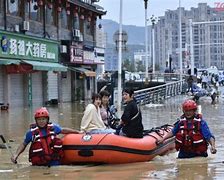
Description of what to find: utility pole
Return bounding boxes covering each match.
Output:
[189,19,194,76]
[144,0,149,82]
[117,0,123,112]
[179,0,183,80]
[151,15,156,74]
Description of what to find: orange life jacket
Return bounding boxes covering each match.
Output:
[175,114,208,154]
[28,123,64,166]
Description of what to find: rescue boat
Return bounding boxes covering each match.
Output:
[62,124,175,164]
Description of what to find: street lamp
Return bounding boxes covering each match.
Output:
[189,19,194,76]
[144,0,149,82]
[150,15,156,74]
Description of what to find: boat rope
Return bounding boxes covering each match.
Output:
[146,134,159,142]
[143,124,173,137]
[96,133,110,146]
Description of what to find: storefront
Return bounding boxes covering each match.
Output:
[69,44,96,101]
[0,30,67,107]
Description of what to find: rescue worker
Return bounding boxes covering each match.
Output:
[158,99,216,158]
[118,88,144,138]
[11,107,80,166]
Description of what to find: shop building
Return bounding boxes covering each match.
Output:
[0,0,105,107]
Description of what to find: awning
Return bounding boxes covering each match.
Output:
[0,59,21,65]
[22,60,67,72]
[70,67,96,77]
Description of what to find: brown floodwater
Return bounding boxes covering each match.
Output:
[0,92,224,180]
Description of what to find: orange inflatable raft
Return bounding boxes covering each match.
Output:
[62,124,175,164]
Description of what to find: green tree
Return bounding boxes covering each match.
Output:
[123,59,135,72]
[136,61,145,72]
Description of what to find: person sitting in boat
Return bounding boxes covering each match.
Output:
[11,107,80,166]
[99,90,120,129]
[158,99,217,158]
[80,93,115,134]
[99,90,112,127]
[117,88,144,138]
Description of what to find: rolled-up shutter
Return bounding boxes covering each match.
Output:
[10,74,24,107]
[48,71,58,101]
[32,72,43,106]
[62,71,71,102]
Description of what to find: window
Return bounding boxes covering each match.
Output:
[30,1,42,21]
[0,0,2,13]
[84,20,91,35]
[7,0,19,16]
[25,1,42,22]
[80,16,84,34]
[60,6,69,29]
[46,4,55,25]
[73,16,80,30]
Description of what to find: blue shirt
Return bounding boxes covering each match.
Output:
[24,123,62,145]
[172,119,214,141]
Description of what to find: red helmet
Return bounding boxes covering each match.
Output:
[34,107,49,119]
[182,100,197,111]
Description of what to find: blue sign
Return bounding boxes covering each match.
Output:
[1,35,9,52]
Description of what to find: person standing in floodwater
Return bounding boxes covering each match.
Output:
[158,99,216,158]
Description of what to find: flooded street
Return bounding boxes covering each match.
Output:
[1,92,224,179]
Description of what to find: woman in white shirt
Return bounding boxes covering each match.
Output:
[80,93,115,134]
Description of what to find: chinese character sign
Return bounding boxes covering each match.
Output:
[70,45,83,63]
[215,2,224,11]
[0,30,58,62]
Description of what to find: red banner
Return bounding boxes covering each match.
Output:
[5,64,37,74]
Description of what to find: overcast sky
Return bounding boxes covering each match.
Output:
[98,0,220,26]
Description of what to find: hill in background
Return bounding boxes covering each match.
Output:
[101,19,145,45]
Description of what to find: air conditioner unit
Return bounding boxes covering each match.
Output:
[79,34,83,42]
[73,29,80,37]
[22,21,30,31]
[14,24,20,32]
[60,45,67,53]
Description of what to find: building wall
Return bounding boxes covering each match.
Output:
[0,0,104,106]
[0,66,3,104]
[156,3,224,70]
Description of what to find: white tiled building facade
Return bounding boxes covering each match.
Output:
[155,3,224,70]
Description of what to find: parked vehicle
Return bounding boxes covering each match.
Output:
[207,66,219,76]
